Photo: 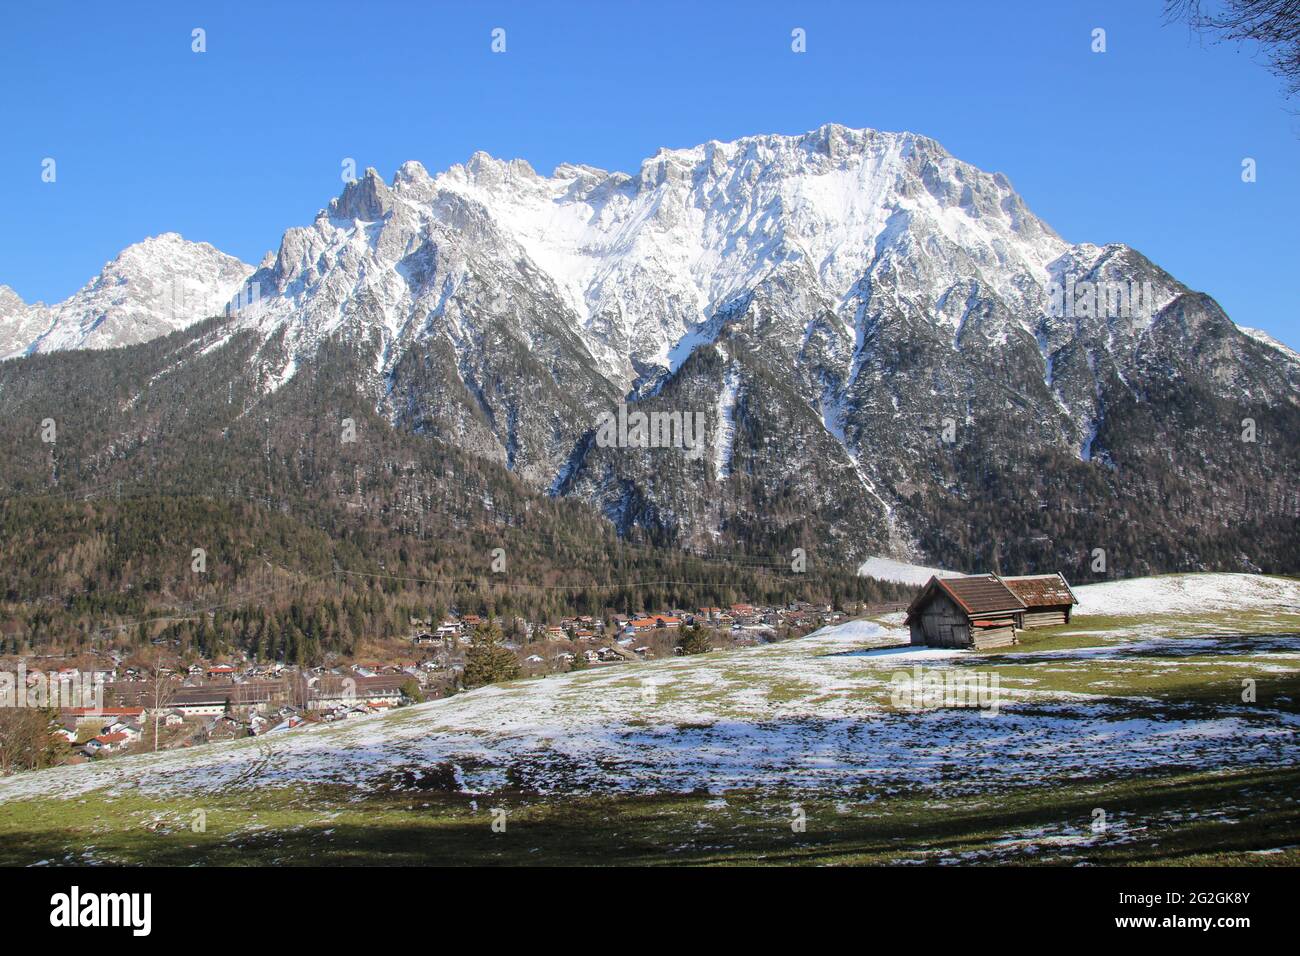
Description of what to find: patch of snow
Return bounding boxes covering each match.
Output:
[858,556,963,585]
[713,363,740,479]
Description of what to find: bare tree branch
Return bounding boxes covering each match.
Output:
[1166,0,1300,98]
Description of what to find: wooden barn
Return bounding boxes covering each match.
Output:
[1001,573,1079,628]
[906,571,1080,649]
[905,575,1026,649]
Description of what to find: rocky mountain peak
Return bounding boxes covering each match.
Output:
[329,168,393,222]
[2,233,253,358]
[0,284,26,314]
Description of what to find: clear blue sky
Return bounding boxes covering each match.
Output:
[2,1,1296,347]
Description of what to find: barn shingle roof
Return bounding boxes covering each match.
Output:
[1001,573,1078,607]
[939,575,1025,615]
[906,574,1025,621]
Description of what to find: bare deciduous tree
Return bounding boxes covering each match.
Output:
[148,652,176,752]
[0,708,61,775]
[1166,0,1300,98]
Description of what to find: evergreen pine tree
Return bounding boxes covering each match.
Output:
[462,622,521,689]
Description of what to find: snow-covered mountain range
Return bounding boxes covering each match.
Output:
[2,125,1297,569]
[220,125,1139,395]
[0,233,252,359]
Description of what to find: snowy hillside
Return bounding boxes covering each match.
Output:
[858,556,963,585]
[1075,573,1300,617]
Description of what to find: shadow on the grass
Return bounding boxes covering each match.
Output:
[3,764,1297,867]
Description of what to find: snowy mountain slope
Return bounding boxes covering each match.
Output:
[1239,326,1300,365]
[0,234,252,360]
[430,125,1068,391]
[220,166,621,485]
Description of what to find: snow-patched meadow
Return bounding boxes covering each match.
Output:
[2,574,1298,812]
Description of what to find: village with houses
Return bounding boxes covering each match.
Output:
[5,597,870,766]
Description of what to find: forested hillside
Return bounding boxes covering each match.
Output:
[0,320,906,661]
